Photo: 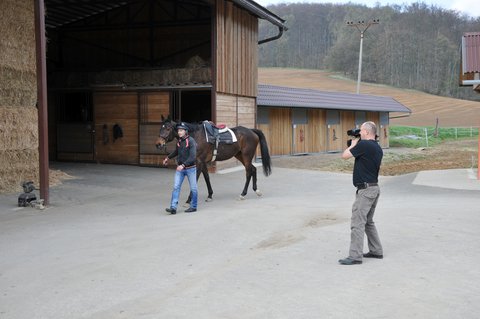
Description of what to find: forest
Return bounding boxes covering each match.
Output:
[258,2,480,101]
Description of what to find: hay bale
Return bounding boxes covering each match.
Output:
[0,0,36,73]
[0,149,39,193]
[0,0,39,194]
[0,106,39,193]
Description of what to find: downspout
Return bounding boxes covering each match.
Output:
[34,0,50,205]
[258,26,284,45]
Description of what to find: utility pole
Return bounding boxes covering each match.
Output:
[346,19,379,94]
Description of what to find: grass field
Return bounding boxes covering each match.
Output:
[259,68,480,128]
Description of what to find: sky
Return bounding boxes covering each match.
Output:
[254,0,480,18]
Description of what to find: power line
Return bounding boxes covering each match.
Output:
[346,19,380,94]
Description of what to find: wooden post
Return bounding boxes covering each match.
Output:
[35,0,49,205]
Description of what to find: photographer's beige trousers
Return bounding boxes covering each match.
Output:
[349,186,383,261]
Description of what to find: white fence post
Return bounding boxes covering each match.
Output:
[424,127,429,148]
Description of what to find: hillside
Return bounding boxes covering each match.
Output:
[259,68,480,128]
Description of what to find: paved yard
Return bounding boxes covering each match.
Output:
[1,163,479,319]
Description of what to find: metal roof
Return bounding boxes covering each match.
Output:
[257,84,411,113]
[44,0,286,30]
[462,32,480,74]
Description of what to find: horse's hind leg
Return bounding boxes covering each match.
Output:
[239,161,256,199]
[251,164,262,196]
[201,164,214,201]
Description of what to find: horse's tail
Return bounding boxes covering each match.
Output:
[251,129,272,177]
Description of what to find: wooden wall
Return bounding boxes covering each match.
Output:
[215,0,258,97]
[258,107,386,155]
[215,92,255,171]
[94,93,139,164]
[216,93,255,127]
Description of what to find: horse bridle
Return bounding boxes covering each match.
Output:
[156,121,176,150]
[159,121,175,140]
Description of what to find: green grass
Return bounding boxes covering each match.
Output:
[389,126,479,148]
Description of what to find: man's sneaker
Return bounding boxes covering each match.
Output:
[185,207,197,213]
[363,252,383,259]
[338,257,362,265]
[165,207,176,214]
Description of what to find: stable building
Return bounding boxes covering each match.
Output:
[257,84,411,155]
[1,0,287,201]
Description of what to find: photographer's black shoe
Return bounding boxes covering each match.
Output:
[185,207,197,213]
[363,252,383,259]
[165,207,176,214]
[338,257,362,265]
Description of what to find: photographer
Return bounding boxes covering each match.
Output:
[338,121,384,265]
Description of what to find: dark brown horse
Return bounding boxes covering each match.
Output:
[155,116,272,201]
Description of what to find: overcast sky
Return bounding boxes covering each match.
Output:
[254,0,480,18]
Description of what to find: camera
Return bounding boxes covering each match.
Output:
[346,128,361,147]
[347,128,361,137]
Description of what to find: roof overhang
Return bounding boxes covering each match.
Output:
[257,84,411,114]
[231,0,287,31]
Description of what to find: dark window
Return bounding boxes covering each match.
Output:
[257,107,269,124]
[355,111,366,126]
[380,112,389,125]
[326,110,340,125]
[56,92,92,123]
[292,108,307,124]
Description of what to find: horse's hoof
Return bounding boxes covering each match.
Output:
[205,197,213,202]
[238,195,246,201]
[255,189,263,197]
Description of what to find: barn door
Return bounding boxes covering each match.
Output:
[292,109,307,154]
[326,110,342,152]
[94,92,139,164]
[56,92,95,161]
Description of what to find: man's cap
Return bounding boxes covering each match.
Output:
[176,122,188,131]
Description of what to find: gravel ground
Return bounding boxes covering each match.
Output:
[271,138,478,176]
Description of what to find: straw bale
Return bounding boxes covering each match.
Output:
[0,0,36,73]
[0,106,38,193]
[0,149,39,193]
[185,55,208,68]
[0,66,37,107]
[92,68,211,86]
[0,106,38,150]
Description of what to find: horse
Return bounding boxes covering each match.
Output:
[155,116,272,201]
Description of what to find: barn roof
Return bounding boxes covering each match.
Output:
[44,0,287,31]
[257,84,411,113]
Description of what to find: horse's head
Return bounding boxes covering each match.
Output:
[155,116,177,149]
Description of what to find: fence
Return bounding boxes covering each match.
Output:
[390,126,479,148]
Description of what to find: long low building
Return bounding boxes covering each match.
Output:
[256,84,411,155]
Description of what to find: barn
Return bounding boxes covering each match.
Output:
[257,84,410,155]
[0,0,287,202]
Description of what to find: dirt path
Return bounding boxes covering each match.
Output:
[271,138,478,176]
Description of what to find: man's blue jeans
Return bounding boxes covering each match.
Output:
[170,167,197,209]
